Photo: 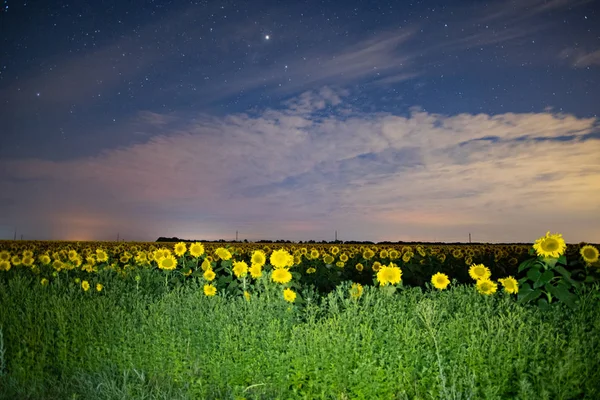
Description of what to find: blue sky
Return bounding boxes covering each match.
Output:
[0,0,599,242]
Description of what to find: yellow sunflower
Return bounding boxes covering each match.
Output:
[203,284,217,296]
[249,263,262,279]
[270,249,293,269]
[283,288,296,303]
[469,264,491,281]
[498,276,518,294]
[232,261,248,278]
[81,280,90,291]
[271,268,292,284]
[377,265,402,286]
[355,263,364,272]
[431,272,450,290]
[251,250,266,266]
[158,255,177,270]
[189,242,205,258]
[580,245,599,264]
[533,231,566,258]
[476,279,497,295]
[350,283,363,299]
[214,247,232,261]
[203,268,216,281]
[174,242,187,257]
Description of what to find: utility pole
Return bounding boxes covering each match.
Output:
[236,230,238,241]
[13,229,16,240]
[20,234,23,240]
[117,233,119,242]
[469,233,471,243]
[335,230,337,242]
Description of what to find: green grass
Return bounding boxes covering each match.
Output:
[1,276,599,399]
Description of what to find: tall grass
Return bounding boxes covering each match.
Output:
[1,276,599,399]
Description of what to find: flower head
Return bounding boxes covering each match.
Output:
[174,242,187,257]
[232,261,249,278]
[533,231,566,258]
[270,249,293,269]
[82,280,90,291]
[251,250,266,266]
[203,268,216,281]
[96,283,104,292]
[271,268,292,284]
[580,245,599,264]
[498,276,518,294]
[158,255,177,270]
[431,272,450,290]
[189,242,205,258]
[377,264,402,286]
[215,247,232,261]
[203,284,217,296]
[476,279,497,295]
[249,263,262,279]
[283,288,296,303]
[469,264,491,281]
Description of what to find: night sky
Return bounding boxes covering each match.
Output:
[1,0,599,243]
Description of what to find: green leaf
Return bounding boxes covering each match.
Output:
[534,270,554,289]
[554,265,573,281]
[518,258,537,273]
[527,268,541,282]
[557,255,567,265]
[544,282,577,309]
[537,297,550,311]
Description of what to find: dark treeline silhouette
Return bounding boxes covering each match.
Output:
[156,236,539,245]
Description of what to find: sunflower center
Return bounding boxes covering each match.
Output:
[542,239,558,251]
[583,248,596,259]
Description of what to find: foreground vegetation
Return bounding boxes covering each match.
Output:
[1,232,599,398]
[1,276,600,399]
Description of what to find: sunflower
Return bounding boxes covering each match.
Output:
[0,250,10,261]
[21,256,35,267]
[232,261,248,278]
[355,263,364,272]
[379,249,389,259]
[533,231,566,258]
[350,283,363,299]
[270,249,293,269]
[363,249,375,260]
[96,283,104,292]
[244,291,251,302]
[283,288,296,303]
[251,250,266,266]
[377,265,402,286]
[68,250,79,261]
[330,246,340,255]
[201,258,212,271]
[158,255,177,270]
[203,284,217,296]
[476,279,497,295]
[174,242,187,257]
[306,267,316,274]
[189,242,205,258]
[323,254,335,265]
[249,263,262,279]
[271,268,292,284]
[41,278,49,286]
[203,269,216,281]
[0,260,11,271]
[469,264,491,281]
[215,247,232,261]
[402,252,413,263]
[340,253,349,262]
[309,249,320,259]
[95,249,108,262]
[580,245,599,264]
[498,276,518,294]
[431,272,450,290]
[372,261,382,272]
[10,255,21,266]
[81,280,90,291]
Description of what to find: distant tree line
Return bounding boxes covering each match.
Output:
[155,236,535,245]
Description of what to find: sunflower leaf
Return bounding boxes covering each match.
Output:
[527,268,541,282]
[544,282,577,309]
[534,270,554,289]
[518,258,537,273]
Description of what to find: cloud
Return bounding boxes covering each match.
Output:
[1,88,599,242]
[559,48,600,68]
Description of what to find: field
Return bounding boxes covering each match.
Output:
[1,235,600,399]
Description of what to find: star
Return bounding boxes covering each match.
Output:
[265,34,270,40]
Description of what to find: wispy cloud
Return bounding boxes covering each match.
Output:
[1,88,599,242]
[559,48,600,68]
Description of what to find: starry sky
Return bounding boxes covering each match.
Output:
[1,0,599,243]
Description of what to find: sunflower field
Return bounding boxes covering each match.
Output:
[1,233,600,399]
